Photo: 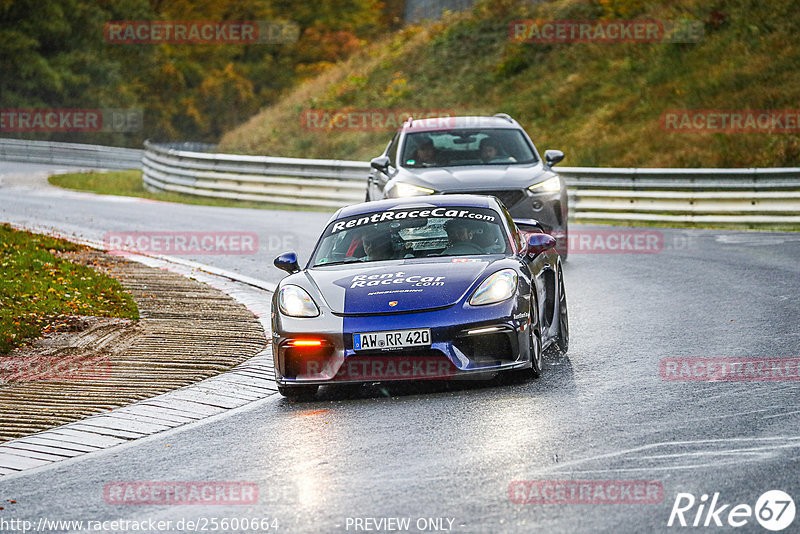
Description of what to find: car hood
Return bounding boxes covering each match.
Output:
[305,258,499,315]
[398,164,554,191]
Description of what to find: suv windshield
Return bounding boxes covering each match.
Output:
[311,206,511,266]
[401,128,537,168]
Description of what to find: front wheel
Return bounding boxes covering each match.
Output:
[550,265,569,354]
[519,295,543,379]
[278,384,319,400]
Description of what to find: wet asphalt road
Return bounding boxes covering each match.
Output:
[1,162,799,533]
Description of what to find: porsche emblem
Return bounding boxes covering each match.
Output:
[389,301,398,307]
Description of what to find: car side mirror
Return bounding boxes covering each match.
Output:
[370,156,390,172]
[544,149,564,167]
[526,233,557,256]
[514,218,545,234]
[274,251,301,274]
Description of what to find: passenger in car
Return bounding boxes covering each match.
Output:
[443,219,484,255]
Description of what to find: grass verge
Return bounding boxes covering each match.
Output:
[218,0,800,168]
[0,224,139,355]
[48,170,336,212]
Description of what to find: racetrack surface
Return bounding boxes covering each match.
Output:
[1,162,799,533]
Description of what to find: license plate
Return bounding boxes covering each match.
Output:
[353,329,431,351]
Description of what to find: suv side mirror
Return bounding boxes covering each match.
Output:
[544,150,564,167]
[274,251,301,274]
[526,233,556,256]
[370,156,390,172]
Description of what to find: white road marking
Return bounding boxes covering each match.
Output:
[530,436,800,474]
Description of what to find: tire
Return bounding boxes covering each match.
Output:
[550,266,569,354]
[278,384,319,400]
[518,294,543,379]
[529,294,543,377]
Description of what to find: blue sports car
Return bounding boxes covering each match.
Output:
[271,195,568,399]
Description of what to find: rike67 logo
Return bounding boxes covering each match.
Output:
[668,490,795,531]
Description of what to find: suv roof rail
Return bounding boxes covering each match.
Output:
[493,113,515,123]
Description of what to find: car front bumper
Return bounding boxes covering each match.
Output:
[272,298,532,387]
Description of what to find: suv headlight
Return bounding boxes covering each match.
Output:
[528,176,561,193]
[279,285,319,317]
[469,269,518,306]
[392,182,435,198]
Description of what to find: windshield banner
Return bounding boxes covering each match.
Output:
[328,207,497,235]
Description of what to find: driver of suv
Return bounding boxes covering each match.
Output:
[479,138,500,162]
[479,138,515,163]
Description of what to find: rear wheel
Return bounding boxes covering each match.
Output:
[278,384,319,400]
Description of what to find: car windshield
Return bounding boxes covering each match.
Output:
[310,206,511,266]
[401,128,537,168]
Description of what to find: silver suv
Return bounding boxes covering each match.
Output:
[366,114,568,257]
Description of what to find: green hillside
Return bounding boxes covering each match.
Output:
[219,0,800,168]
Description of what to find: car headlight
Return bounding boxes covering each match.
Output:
[469,269,518,306]
[392,182,435,198]
[279,285,320,317]
[528,176,561,193]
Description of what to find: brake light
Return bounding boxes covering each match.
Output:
[289,339,324,347]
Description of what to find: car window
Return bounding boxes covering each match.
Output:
[386,133,400,167]
[503,208,525,253]
[310,206,511,266]
[401,128,537,168]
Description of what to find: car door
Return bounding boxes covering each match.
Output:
[510,214,557,334]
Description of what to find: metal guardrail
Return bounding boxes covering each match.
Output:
[0,138,142,169]
[558,167,800,225]
[142,140,368,209]
[143,141,800,225]
[3,139,796,225]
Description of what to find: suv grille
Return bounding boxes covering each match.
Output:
[446,190,525,208]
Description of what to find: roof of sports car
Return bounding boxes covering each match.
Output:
[335,195,501,219]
